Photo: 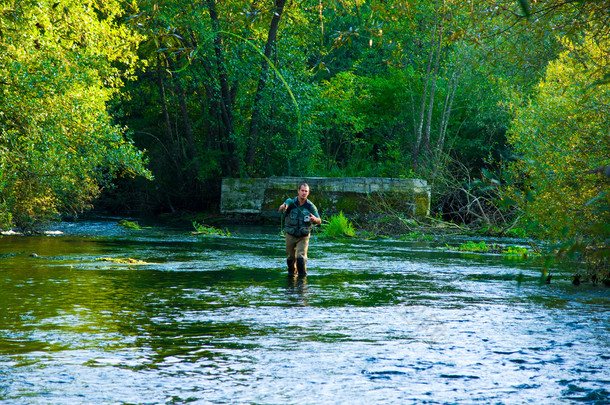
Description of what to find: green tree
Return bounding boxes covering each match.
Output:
[507,34,609,252]
[116,0,323,207]
[312,0,507,179]
[0,0,151,231]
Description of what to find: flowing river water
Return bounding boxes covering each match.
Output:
[0,218,608,404]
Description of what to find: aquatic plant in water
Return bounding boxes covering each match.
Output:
[322,211,355,238]
[452,242,537,257]
[502,246,533,257]
[117,219,143,230]
[457,241,492,252]
[192,222,231,237]
[96,257,148,264]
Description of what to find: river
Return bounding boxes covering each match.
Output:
[0,218,608,404]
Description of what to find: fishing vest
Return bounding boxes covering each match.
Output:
[284,197,316,237]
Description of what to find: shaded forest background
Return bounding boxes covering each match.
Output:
[0,0,608,269]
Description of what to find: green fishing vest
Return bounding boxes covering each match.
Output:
[284,198,316,237]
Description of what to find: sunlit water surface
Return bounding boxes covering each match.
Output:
[0,218,608,404]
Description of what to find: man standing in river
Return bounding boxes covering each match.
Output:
[278,183,321,276]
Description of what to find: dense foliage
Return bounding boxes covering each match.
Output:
[0,0,608,275]
[0,0,150,231]
[507,34,609,271]
[103,0,523,215]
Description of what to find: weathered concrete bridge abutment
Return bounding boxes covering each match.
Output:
[220,177,430,220]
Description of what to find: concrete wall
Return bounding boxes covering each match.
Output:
[221,177,430,219]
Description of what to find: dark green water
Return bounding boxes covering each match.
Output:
[1,218,609,404]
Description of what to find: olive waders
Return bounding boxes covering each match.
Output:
[285,258,307,276]
[283,197,318,276]
[287,258,296,275]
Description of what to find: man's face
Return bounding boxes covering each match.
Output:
[298,185,310,201]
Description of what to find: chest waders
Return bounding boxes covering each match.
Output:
[284,201,314,238]
[283,199,314,276]
[280,211,297,274]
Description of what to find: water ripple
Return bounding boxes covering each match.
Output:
[0,221,608,404]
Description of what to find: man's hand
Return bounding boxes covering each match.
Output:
[279,203,287,213]
[309,214,321,225]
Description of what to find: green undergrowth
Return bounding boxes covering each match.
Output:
[321,211,355,238]
[399,231,435,242]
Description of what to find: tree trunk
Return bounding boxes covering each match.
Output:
[422,20,444,159]
[157,57,174,149]
[156,56,183,181]
[197,86,215,150]
[437,70,459,153]
[412,22,437,169]
[319,0,324,49]
[176,80,201,178]
[432,70,460,177]
[207,0,239,176]
[245,0,287,174]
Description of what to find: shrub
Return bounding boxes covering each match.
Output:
[323,211,355,238]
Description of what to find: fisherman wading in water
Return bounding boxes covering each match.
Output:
[279,183,321,276]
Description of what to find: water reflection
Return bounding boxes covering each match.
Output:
[0,220,608,404]
[285,275,309,305]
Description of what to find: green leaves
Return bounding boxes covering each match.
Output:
[506,33,610,254]
[0,0,150,231]
[322,211,355,238]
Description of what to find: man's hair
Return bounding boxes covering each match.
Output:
[298,182,310,190]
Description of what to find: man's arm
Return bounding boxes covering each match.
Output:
[309,204,322,225]
[279,198,293,213]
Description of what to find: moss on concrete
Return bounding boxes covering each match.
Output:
[221,177,431,219]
